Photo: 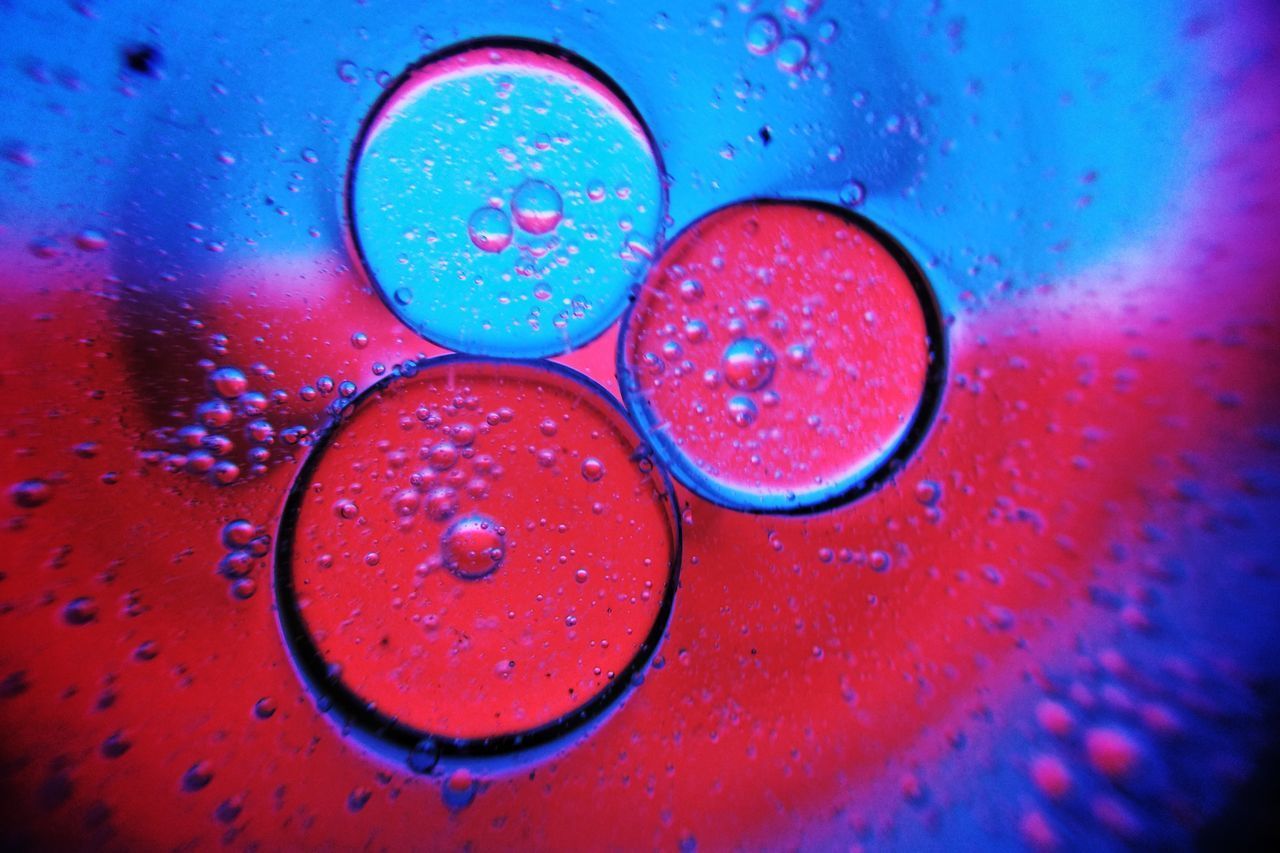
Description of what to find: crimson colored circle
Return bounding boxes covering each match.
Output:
[275,357,680,758]
[618,200,945,513]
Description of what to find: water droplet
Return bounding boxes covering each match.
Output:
[581,457,606,482]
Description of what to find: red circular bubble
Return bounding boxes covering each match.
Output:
[619,200,944,512]
[275,357,679,752]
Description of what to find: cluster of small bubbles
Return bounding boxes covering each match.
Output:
[151,359,362,484]
[464,178,564,261]
[216,518,270,600]
[743,7,815,75]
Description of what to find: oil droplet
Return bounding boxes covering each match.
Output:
[840,179,867,207]
[10,478,52,509]
[782,0,822,24]
[510,180,563,235]
[208,366,248,399]
[181,761,214,792]
[441,514,505,579]
[467,206,514,253]
[745,15,782,55]
[722,338,777,391]
[679,278,704,302]
[63,596,98,626]
[727,395,759,427]
[74,229,108,251]
[442,769,479,810]
[1084,727,1141,779]
[408,739,440,774]
[775,37,810,74]
[581,457,606,482]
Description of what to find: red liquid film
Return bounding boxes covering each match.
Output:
[621,201,937,511]
[278,358,677,744]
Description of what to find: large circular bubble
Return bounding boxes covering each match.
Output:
[619,200,946,513]
[348,42,665,358]
[275,356,680,759]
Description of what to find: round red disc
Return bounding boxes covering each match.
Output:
[619,200,945,512]
[275,357,680,758]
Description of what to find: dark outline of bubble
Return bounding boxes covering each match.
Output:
[616,198,950,516]
[273,355,683,764]
[342,37,671,360]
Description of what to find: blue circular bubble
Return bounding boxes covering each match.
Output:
[349,42,665,358]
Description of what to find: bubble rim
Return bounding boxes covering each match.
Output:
[615,198,949,515]
[343,36,670,360]
[273,354,683,761]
